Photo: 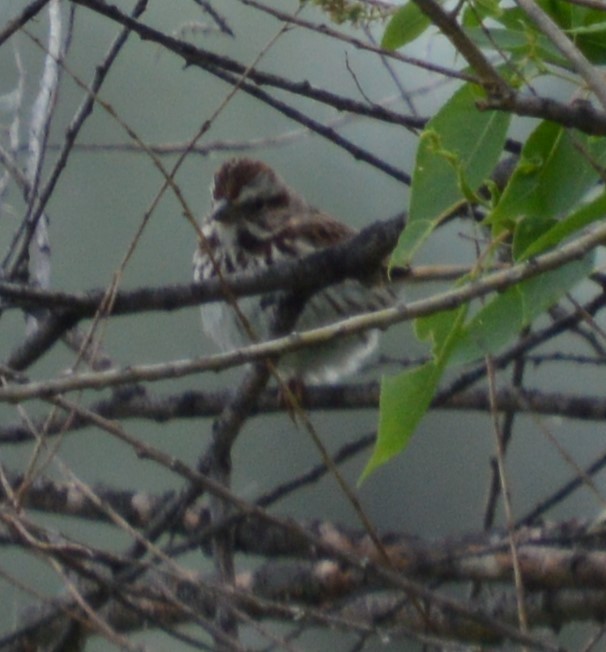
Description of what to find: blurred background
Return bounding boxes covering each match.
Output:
[0,1,603,650]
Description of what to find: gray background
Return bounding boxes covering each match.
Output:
[0,1,602,649]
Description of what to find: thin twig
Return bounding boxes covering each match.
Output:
[485,356,529,637]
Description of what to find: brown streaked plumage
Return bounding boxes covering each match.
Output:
[193,158,400,384]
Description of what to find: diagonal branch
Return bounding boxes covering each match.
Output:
[0,0,52,48]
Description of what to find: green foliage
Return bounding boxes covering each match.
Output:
[521,191,606,259]
[391,82,510,266]
[367,248,596,479]
[383,0,606,68]
[449,256,594,366]
[487,122,606,256]
[381,3,431,50]
[538,0,606,63]
[361,306,467,482]
[364,1,604,480]
[464,25,568,71]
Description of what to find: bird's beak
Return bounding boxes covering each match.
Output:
[210,198,234,223]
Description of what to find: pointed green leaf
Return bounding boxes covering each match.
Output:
[415,306,464,355]
[512,214,557,260]
[391,83,510,266]
[488,122,606,240]
[521,190,606,259]
[360,362,440,482]
[451,255,594,365]
[361,306,467,482]
[381,3,431,50]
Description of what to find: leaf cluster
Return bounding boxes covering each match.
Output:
[365,0,606,477]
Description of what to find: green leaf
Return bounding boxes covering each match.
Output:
[541,0,572,26]
[521,190,606,259]
[462,0,503,26]
[538,2,606,64]
[415,306,464,356]
[364,245,594,479]
[361,306,466,482]
[471,0,502,20]
[512,214,557,260]
[391,83,510,266]
[464,26,568,69]
[450,255,594,365]
[567,21,606,35]
[574,26,606,65]
[467,3,606,66]
[360,362,440,482]
[381,3,431,50]
[487,122,606,242]
[499,5,540,30]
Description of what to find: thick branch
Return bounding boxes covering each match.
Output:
[1,215,403,370]
[0,215,403,313]
[1,216,602,403]
[11,519,603,649]
[482,94,606,136]
[2,384,606,444]
[412,0,510,96]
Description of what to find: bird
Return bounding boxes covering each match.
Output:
[193,158,399,384]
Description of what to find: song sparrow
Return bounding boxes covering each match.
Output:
[193,158,399,384]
